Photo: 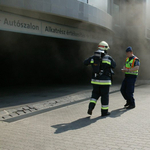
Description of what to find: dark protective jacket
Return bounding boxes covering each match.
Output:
[84,51,116,85]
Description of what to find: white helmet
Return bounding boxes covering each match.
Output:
[98,41,110,51]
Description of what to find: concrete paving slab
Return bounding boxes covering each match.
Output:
[1,114,12,120]
[16,111,26,116]
[0,110,7,117]
[9,112,20,118]
[0,84,150,150]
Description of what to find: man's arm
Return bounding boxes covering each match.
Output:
[122,59,140,72]
[109,57,116,69]
[122,66,139,72]
[84,56,92,66]
[128,66,139,72]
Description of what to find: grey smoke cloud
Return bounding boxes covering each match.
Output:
[81,0,150,83]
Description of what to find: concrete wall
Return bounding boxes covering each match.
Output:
[0,0,113,31]
[0,0,115,86]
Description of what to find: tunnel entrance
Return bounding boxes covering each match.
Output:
[0,30,97,87]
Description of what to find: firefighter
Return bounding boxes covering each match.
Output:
[84,41,116,116]
[120,46,140,109]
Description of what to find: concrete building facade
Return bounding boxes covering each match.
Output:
[0,0,113,86]
[0,0,149,86]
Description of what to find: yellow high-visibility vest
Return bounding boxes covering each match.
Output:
[125,57,138,75]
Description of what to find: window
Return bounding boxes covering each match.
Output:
[126,1,143,26]
[113,0,120,25]
[78,0,88,3]
[88,0,108,13]
[78,0,112,15]
[107,0,112,15]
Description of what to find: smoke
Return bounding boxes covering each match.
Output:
[124,0,150,80]
[79,0,150,84]
[109,0,150,82]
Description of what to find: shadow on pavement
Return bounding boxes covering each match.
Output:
[52,116,105,134]
[52,108,130,134]
[110,108,130,118]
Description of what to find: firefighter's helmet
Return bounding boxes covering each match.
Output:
[98,41,110,51]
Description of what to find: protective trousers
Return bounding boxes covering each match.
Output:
[120,76,136,106]
[88,84,110,115]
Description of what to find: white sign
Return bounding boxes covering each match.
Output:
[0,11,101,43]
[0,12,41,35]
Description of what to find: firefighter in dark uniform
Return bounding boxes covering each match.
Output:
[84,41,116,116]
[121,46,140,109]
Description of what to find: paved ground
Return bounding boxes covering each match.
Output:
[0,84,150,150]
[0,85,119,120]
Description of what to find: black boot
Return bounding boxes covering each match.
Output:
[124,102,130,107]
[126,100,135,109]
[126,105,135,109]
[87,103,95,115]
[87,109,92,115]
[101,109,110,117]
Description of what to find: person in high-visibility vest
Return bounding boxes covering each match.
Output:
[84,41,116,116]
[121,46,140,109]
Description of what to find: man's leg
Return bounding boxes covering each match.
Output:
[100,85,110,116]
[88,84,100,115]
[126,77,136,109]
[120,78,130,107]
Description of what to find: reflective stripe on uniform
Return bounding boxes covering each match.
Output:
[125,71,138,75]
[101,105,109,110]
[90,59,94,63]
[94,53,101,57]
[132,57,137,67]
[90,98,97,104]
[91,79,111,85]
[102,58,111,65]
